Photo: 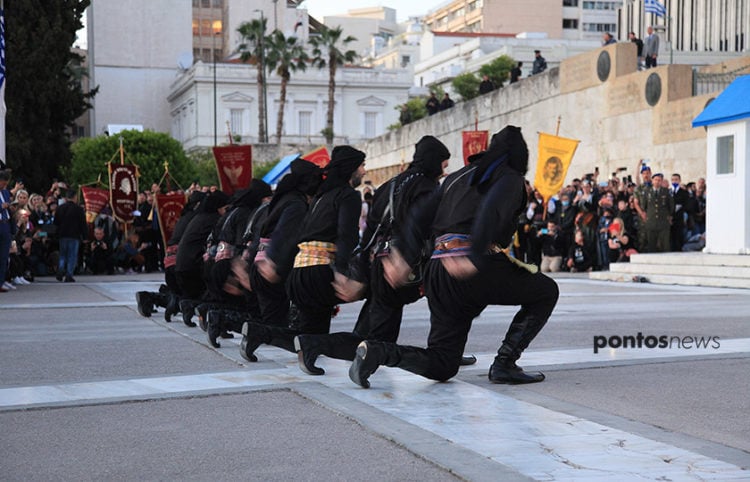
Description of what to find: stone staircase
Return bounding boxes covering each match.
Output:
[589,252,750,289]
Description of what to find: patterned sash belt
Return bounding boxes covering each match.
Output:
[432,234,473,259]
[163,245,178,268]
[215,241,235,262]
[293,241,336,268]
[254,237,271,262]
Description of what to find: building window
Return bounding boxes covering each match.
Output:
[298,111,312,136]
[583,1,618,9]
[583,22,617,32]
[563,0,578,5]
[716,135,734,174]
[401,55,411,67]
[563,19,579,29]
[230,109,243,136]
[364,112,378,138]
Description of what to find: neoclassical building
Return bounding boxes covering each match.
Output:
[168,61,412,150]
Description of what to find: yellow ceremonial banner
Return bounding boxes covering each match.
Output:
[533,132,580,202]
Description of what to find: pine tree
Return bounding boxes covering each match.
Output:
[5,0,96,192]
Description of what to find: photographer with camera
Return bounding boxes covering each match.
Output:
[87,227,115,275]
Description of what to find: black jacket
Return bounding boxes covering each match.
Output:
[53,201,87,240]
[297,185,360,275]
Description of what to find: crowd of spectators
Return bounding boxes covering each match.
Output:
[0,169,222,292]
[0,158,708,291]
[512,160,706,274]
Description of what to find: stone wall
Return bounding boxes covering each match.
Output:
[357,42,730,187]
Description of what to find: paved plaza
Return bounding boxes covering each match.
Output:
[1,273,749,480]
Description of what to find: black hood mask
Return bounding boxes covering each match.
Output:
[470,125,529,185]
[318,146,366,194]
[231,179,273,210]
[199,190,230,214]
[271,158,324,210]
[409,135,450,179]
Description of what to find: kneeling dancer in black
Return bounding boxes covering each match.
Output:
[349,125,559,388]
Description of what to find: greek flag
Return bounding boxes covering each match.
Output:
[644,0,667,17]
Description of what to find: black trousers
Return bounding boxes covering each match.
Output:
[313,257,423,361]
[244,265,342,355]
[286,265,344,335]
[250,262,290,327]
[175,268,205,299]
[387,254,559,382]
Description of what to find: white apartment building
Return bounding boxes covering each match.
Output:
[168,62,412,150]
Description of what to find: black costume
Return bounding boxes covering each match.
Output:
[174,191,230,299]
[240,147,364,362]
[350,126,559,388]
[213,159,322,358]
[201,181,272,343]
[136,191,205,319]
[294,136,451,375]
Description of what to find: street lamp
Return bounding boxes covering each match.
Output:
[212,21,222,146]
[254,9,268,144]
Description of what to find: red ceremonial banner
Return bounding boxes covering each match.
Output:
[81,186,110,223]
[462,131,489,166]
[155,192,187,248]
[213,145,253,195]
[108,163,139,224]
[302,146,330,168]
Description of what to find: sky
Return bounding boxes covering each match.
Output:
[73,1,446,49]
[301,0,446,21]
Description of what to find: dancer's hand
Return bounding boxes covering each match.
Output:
[332,272,366,302]
[257,258,280,284]
[441,256,478,279]
[231,257,252,291]
[382,248,411,288]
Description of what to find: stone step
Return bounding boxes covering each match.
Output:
[607,261,750,279]
[589,271,750,289]
[628,252,750,267]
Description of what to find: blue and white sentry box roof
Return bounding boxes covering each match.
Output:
[262,153,301,186]
[692,75,750,128]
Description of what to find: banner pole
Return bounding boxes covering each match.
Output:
[119,137,125,165]
[555,116,561,136]
[226,121,233,145]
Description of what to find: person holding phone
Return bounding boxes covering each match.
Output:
[538,221,564,272]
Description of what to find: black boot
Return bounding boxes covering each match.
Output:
[240,322,263,362]
[179,299,197,327]
[488,345,544,384]
[152,292,169,310]
[207,310,223,348]
[222,309,251,334]
[240,322,296,363]
[460,354,477,366]
[293,334,327,375]
[294,332,362,376]
[197,303,210,331]
[136,291,155,318]
[164,293,180,323]
[349,340,399,389]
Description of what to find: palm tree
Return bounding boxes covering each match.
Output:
[265,30,309,145]
[309,26,358,145]
[237,18,269,143]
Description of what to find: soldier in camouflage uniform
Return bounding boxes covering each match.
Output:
[633,164,652,252]
[641,173,674,253]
